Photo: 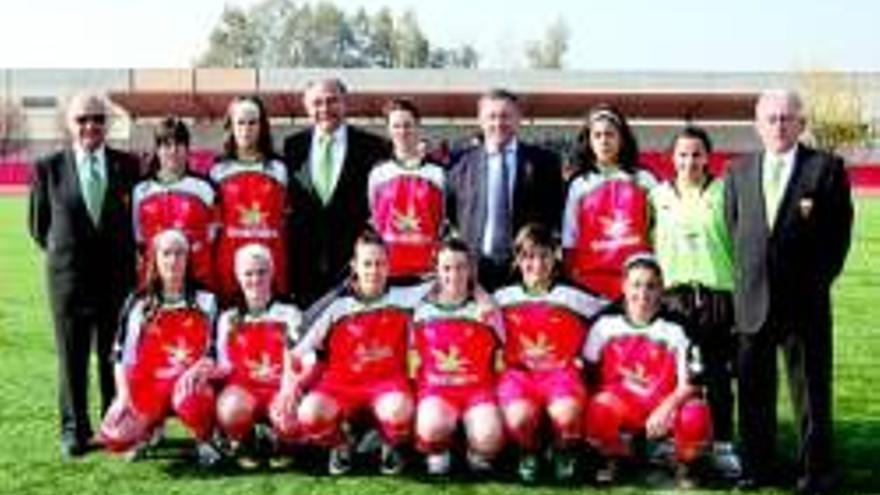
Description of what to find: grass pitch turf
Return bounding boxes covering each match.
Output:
[1,195,878,494]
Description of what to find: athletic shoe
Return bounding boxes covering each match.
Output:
[196,441,223,468]
[379,443,405,475]
[427,451,451,476]
[466,450,493,473]
[328,444,353,476]
[517,453,539,483]
[711,442,742,480]
[553,449,576,481]
[595,458,618,484]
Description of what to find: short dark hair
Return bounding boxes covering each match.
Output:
[438,236,472,258]
[671,125,713,154]
[354,228,387,253]
[623,252,663,279]
[383,97,421,122]
[480,88,520,106]
[154,116,190,147]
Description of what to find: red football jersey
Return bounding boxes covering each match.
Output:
[411,299,500,388]
[563,171,655,300]
[368,160,445,278]
[133,176,216,290]
[211,160,289,301]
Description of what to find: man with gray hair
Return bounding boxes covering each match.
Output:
[724,89,853,494]
[29,92,140,458]
[283,78,390,306]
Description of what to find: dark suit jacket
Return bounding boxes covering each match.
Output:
[28,147,140,314]
[724,144,853,334]
[447,142,563,256]
[283,125,390,305]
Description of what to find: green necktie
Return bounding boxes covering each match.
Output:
[83,153,106,225]
[763,156,785,227]
[315,134,334,204]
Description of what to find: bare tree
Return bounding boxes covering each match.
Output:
[800,70,874,154]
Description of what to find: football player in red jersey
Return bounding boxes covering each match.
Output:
[368,98,446,282]
[494,223,607,482]
[133,117,216,291]
[412,238,505,476]
[210,97,289,303]
[562,104,657,300]
[212,243,303,468]
[582,254,712,486]
[290,231,428,475]
[99,229,219,463]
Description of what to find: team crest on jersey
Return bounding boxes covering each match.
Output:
[601,212,633,239]
[433,345,467,373]
[520,332,555,364]
[246,352,281,383]
[352,342,394,371]
[239,202,267,226]
[156,338,194,379]
[621,363,651,394]
[392,205,422,233]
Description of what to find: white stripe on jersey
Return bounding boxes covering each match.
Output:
[582,314,690,385]
[493,283,608,320]
[209,158,288,186]
[562,169,657,247]
[367,160,446,210]
[132,176,216,242]
[215,301,303,369]
[293,282,431,359]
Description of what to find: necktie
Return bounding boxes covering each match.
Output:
[488,150,511,257]
[763,156,785,227]
[315,134,334,204]
[83,153,105,225]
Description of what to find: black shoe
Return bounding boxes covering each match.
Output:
[60,440,89,458]
[796,474,836,495]
[736,473,769,491]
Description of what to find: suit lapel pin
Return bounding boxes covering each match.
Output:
[799,197,814,219]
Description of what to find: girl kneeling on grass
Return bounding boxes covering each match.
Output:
[494,223,608,482]
[99,229,219,463]
[411,238,505,476]
[211,243,304,468]
[582,253,712,487]
[289,231,429,476]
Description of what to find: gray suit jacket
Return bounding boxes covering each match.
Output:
[724,144,853,334]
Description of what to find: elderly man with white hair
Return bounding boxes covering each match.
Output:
[724,89,853,494]
[28,92,141,458]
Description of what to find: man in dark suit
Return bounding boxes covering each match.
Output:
[447,88,563,289]
[283,78,390,306]
[28,93,140,458]
[725,90,853,494]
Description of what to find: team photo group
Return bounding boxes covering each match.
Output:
[27,78,853,495]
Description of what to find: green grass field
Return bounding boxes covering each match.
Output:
[1,194,878,495]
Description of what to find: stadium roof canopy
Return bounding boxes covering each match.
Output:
[100,68,766,121]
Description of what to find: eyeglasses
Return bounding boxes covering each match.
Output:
[75,114,107,125]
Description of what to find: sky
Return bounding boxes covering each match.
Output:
[1,0,879,71]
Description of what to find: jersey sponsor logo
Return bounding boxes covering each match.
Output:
[245,352,282,383]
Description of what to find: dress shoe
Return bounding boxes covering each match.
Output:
[736,472,770,491]
[60,439,90,459]
[796,474,836,495]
